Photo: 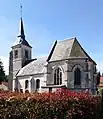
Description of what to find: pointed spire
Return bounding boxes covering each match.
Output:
[18,5,25,39]
[12,5,32,48]
[18,17,25,39]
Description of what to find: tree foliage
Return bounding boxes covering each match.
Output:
[96,72,101,85]
[0,59,6,82]
[0,89,101,119]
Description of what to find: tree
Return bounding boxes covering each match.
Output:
[0,59,6,83]
[96,71,101,85]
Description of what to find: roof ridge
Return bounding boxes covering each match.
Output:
[69,38,75,56]
[37,56,47,58]
[58,37,76,43]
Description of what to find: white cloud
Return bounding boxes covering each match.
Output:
[0,56,9,75]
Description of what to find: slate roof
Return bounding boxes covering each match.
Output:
[17,57,47,76]
[48,37,75,61]
[12,17,31,48]
[13,37,31,48]
[47,37,96,64]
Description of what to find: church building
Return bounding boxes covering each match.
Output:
[8,16,97,94]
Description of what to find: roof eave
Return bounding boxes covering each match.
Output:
[47,40,57,62]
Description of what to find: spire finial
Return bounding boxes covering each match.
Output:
[20,5,22,18]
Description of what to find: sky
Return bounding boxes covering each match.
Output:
[0,0,103,74]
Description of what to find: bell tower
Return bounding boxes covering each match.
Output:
[11,5,32,79]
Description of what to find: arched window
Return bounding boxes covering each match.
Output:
[36,79,40,90]
[25,80,29,89]
[54,68,62,85]
[74,68,81,86]
[31,78,35,90]
[25,50,28,59]
[14,50,18,59]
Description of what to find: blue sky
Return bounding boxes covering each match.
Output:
[0,0,103,74]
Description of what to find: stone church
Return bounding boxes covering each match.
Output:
[8,17,97,94]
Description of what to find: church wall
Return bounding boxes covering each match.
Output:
[21,45,32,60]
[46,59,90,89]
[12,44,32,79]
[41,88,59,93]
[13,60,22,75]
[47,60,68,86]
[12,46,22,79]
[12,58,96,94]
[12,79,15,91]
[13,60,22,71]
[67,59,96,94]
[18,76,30,92]
[41,88,49,92]
[31,75,46,93]
[16,74,46,93]
[8,51,13,90]
[67,59,88,89]
[88,61,97,94]
[12,46,22,61]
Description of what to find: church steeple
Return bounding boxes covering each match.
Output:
[18,5,25,40]
[10,5,32,90]
[18,17,25,40]
[13,5,31,48]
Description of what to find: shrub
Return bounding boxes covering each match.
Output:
[0,89,101,119]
